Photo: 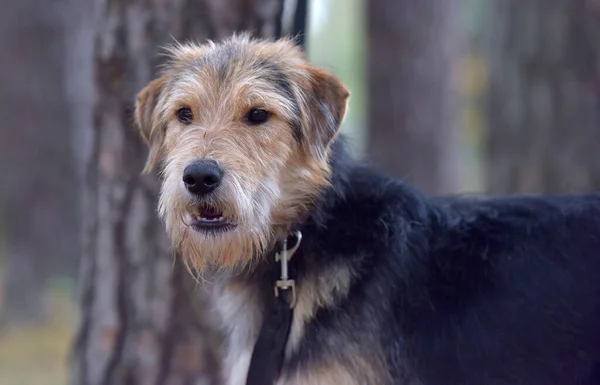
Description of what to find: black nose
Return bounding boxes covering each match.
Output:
[182,160,223,196]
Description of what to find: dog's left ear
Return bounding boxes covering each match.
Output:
[135,76,166,173]
[300,66,350,161]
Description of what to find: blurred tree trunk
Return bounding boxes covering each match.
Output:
[367,0,465,195]
[68,0,284,384]
[483,0,600,194]
[0,0,78,326]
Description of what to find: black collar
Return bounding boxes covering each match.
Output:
[245,231,302,385]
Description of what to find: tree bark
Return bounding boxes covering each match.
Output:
[482,0,600,194]
[68,1,284,384]
[367,0,465,195]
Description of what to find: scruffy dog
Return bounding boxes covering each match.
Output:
[135,34,600,385]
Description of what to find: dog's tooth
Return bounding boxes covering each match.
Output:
[197,214,226,223]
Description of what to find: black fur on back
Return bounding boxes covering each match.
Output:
[266,136,600,385]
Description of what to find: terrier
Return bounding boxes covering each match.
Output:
[135,34,600,385]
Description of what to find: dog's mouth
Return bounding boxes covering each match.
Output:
[190,205,236,232]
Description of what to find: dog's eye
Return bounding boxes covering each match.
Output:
[177,107,194,124]
[246,109,270,125]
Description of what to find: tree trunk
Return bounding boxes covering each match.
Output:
[366,0,465,195]
[482,0,600,194]
[68,1,284,384]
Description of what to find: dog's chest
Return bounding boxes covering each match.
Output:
[213,281,262,385]
[213,280,365,385]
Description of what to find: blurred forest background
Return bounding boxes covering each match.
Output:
[0,0,599,384]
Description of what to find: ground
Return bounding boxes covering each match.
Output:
[0,274,75,385]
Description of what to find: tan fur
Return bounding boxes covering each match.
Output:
[213,265,356,385]
[211,268,388,385]
[285,263,354,357]
[135,34,349,272]
[135,34,356,384]
[278,361,384,385]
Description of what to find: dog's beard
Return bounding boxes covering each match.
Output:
[158,170,281,273]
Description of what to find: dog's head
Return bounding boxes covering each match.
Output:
[135,34,349,270]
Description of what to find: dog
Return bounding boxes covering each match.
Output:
[134,34,600,385]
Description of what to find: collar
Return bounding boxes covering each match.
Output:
[245,230,303,385]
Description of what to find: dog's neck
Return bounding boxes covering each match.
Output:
[269,137,353,267]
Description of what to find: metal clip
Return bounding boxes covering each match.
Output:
[274,230,302,308]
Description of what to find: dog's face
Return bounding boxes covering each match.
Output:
[135,34,349,270]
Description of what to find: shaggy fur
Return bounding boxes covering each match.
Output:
[135,34,600,385]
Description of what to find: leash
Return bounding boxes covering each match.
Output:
[245,231,302,385]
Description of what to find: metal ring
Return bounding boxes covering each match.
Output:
[285,230,302,259]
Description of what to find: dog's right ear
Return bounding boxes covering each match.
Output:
[135,76,166,173]
[298,66,350,163]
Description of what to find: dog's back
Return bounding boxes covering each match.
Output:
[387,189,600,384]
